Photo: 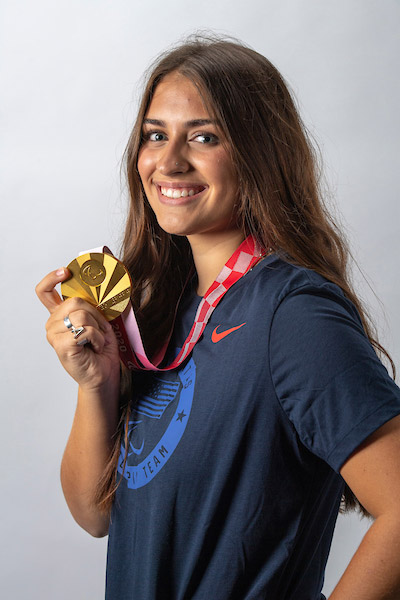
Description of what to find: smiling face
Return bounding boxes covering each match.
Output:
[137,72,241,245]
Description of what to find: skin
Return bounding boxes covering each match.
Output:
[35,270,120,537]
[36,72,400,598]
[137,71,244,295]
[330,414,400,599]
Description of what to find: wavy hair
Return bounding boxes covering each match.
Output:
[95,34,394,516]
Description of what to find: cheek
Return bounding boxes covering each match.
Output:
[210,150,237,185]
[137,150,153,183]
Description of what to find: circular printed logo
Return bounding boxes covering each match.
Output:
[80,259,106,286]
[118,358,196,489]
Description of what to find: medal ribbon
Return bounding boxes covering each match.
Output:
[90,236,264,371]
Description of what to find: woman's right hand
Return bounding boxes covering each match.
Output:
[36,267,121,393]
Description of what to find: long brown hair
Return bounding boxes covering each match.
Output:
[95,33,394,516]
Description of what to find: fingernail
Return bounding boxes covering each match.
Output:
[76,338,89,347]
[56,268,65,276]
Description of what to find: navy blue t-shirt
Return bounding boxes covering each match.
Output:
[106,255,400,599]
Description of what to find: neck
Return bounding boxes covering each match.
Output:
[187,230,246,296]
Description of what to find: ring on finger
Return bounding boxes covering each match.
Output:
[64,314,85,339]
[72,326,85,339]
[64,315,73,330]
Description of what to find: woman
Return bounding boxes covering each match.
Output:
[36,36,400,599]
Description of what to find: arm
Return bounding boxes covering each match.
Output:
[60,383,119,538]
[329,414,400,599]
[36,268,122,537]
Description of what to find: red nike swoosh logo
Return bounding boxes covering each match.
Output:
[211,323,246,343]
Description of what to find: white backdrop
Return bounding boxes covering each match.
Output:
[1,0,399,598]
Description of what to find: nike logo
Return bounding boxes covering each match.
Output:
[211,323,246,343]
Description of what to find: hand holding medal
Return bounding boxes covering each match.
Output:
[60,252,132,322]
[35,252,131,391]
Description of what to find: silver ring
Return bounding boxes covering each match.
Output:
[64,315,85,339]
[72,326,85,339]
[64,315,73,330]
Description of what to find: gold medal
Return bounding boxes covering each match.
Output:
[61,252,132,321]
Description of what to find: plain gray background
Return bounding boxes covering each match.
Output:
[1,0,399,598]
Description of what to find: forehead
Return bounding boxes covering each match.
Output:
[145,72,210,119]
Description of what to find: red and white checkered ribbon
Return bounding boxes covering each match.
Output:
[111,235,264,371]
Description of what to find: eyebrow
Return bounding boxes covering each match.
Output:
[143,118,215,128]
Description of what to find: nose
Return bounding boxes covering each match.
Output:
[156,141,190,175]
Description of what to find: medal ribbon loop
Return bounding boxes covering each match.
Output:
[87,236,264,371]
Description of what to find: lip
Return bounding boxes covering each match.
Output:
[154,182,208,205]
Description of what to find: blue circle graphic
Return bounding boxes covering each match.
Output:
[118,358,196,489]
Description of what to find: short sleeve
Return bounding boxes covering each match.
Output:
[269,280,400,472]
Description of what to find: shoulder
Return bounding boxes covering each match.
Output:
[265,255,372,372]
[223,254,362,337]
[250,254,360,324]
[262,258,400,472]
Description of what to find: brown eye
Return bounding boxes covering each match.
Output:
[149,132,166,142]
[193,133,218,144]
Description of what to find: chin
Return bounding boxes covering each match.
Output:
[154,218,195,237]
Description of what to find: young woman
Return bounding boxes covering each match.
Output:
[36,36,400,599]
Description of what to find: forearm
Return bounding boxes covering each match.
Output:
[329,514,400,599]
[61,381,120,537]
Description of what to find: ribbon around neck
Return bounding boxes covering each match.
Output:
[87,236,264,371]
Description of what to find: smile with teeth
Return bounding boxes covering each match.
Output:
[159,186,206,199]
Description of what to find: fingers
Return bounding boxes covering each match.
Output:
[37,269,120,388]
[46,299,113,349]
[49,322,108,357]
[56,310,99,334]
[49,307,108,337]
[37,270,115,361]
[36,268,70,314]
[69,326,107,354]
[56,299,111,333]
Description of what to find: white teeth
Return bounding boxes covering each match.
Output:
[160,186,202,198]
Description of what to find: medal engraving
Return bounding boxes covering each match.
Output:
[80,260,106,286]
[61,252,132,321]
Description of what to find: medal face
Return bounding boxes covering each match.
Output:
[61,252,132,321]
